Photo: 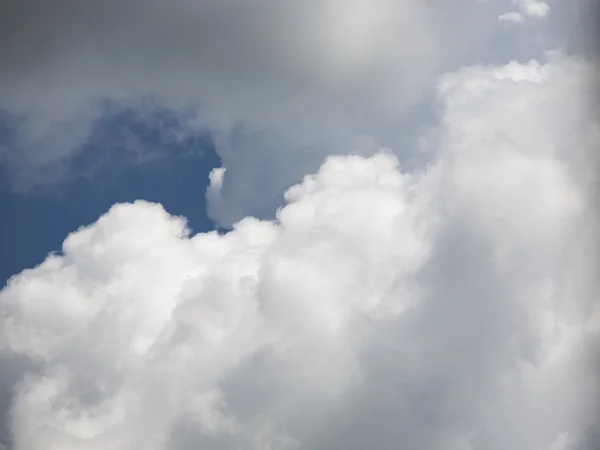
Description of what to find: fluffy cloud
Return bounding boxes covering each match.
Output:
[516,0,550,18]
[1,54,598,449]
[499,0,550,23]
[498,11,526,23]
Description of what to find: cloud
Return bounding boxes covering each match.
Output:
[0,0,534,226]
[516,0,551,18]
[1,54,598,449]
[498,11,526,23]
[0,1,451,169]
[499,0,551,23]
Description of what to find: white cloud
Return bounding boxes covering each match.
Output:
[498,11,526,23]
[516,0,551,18]
[1,54,598,449]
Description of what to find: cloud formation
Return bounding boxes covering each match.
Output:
[499,0,550,23]
[498,11,526,23]
[516,0,550,18]
[0,0,536,226]
[0,1,449,164]
[1,54,598,449]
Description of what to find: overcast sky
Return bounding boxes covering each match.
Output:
[1,1,599,449]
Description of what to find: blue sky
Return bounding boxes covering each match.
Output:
[0,108,221,286]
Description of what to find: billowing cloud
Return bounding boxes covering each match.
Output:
[1,54,598,449]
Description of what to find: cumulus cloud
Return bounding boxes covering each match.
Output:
[1,54,598,449]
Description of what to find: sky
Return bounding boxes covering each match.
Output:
[0,1,599,450]
[0,103,222,286]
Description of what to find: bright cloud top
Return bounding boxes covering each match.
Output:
[1,55,599,450]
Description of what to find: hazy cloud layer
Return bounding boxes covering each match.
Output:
[1,54,599,449]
